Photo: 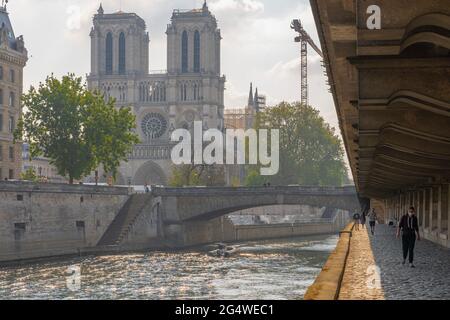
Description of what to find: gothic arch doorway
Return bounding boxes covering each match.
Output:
[133,161,168,186]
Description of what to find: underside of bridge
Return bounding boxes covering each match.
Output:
[152,186,360,222]
[311,0,450,247]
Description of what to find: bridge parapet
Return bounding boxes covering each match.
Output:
[151,185,360,223]
[151,185,358,197]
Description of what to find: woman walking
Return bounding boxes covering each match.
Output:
[360,211,366,229]
[368,208,377,235]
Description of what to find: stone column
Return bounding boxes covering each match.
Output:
[437,185,442,234]
[385,199,389,223]
[417,190,422,227]
[424,188,431,231]
[399,193,408,218]
[428,187,434,233]
[421,189,426,228]
[439,184,449,236]
[414,191,419,223]
[396,195,400,221]
[431,186,440,234]
[447,184,450,244]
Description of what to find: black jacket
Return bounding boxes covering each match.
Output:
[399,214,419,235]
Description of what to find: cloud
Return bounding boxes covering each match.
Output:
[209,0,264,14]
[224,81,250,108]
[8,0,339,133]
[266,54,322,78]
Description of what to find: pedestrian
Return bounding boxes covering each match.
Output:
[368,208,377,235]
[396,206,420,268]
[144,183,150,193]
[360,211,366,229]
[352,212,360,231]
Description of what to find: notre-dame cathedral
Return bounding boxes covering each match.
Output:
[87,2,225,185]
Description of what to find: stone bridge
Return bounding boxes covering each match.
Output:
[151,185,360,224]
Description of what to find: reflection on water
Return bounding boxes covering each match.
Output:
[0,234,338,300]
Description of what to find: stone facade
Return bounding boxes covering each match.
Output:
[0,6,27,180]
[223,83,266,185]
[87,3,225,185]
[22,143,66,183]
[0,181,129,262]
[310,0,450,248]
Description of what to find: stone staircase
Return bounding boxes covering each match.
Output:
[97,194,152,246]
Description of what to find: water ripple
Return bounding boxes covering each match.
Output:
[0,234,337,300]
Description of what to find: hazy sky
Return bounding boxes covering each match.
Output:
[8,0,338,129]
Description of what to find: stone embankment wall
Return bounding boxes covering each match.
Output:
[303,222,355,300]
[179,213,347,248]
[0,182,129,263]
[0,182,348,263]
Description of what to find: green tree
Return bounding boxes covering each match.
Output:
[247,101,348,186]
[169,164,225,187]
[84,92,140,181]
[244,168,268,187]
[15,74,139,184]
[20,167,38,182]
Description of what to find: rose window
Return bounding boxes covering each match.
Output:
[141,113,167,139]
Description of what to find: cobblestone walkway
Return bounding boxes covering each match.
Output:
[338,225,384,300]
[339,224,450,300]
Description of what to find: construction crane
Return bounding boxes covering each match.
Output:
[291,19,323,106]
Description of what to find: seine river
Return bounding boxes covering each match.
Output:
[0,234,337,300]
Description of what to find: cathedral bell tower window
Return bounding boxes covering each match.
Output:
[105,32,113,75]
[194,31,200,73]
[119,32,126,75]
[181,31,188,73]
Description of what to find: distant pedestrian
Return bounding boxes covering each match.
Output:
[144,183,150,193]
[360,212,366,229]
[397,206,420,268]
[368,208,377,235]
[352,212,361,231]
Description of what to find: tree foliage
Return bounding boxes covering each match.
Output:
[246,101,349,186]
[15,74,139,184]
[169,164,225,187]
[20,167,38,182]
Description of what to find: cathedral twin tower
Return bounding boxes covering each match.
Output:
[88,2,225,185]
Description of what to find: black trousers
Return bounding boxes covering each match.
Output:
[402,233,416,263]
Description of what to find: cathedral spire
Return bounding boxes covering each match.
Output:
[248,83,254,107]
[254,87,259,112]
[1,0,8,11]
[202,0,210,14]
[97,3,104,15]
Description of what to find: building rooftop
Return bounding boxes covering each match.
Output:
[172,1,213,19]
[93,4,146,27]
[0,5,18,51]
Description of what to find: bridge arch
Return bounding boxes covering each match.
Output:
[152,186,361,223]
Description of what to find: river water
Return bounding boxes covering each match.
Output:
[0,234,337,300]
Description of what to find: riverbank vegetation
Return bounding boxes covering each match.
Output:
[14,74,139,184]
[245,102,349,187]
